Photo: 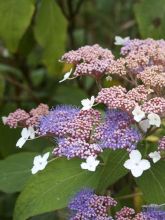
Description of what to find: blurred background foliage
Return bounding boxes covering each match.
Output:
[0,0,165,219]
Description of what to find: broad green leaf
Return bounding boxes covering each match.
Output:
[0,152,36,193]
[134,0,165,38]
[0,0,35,51]
[14,158,101,220]
[34,0,67,74]
[97,150,128,193]
[0,124,19,157]
[54,85,87,105]
[136,161,165,203]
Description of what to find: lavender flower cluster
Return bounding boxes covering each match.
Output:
[68,188,165,220]
[93,110,141,151]
[68,188,117,220]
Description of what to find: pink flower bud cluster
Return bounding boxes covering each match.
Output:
[5,109,30,128]
[107,39,165,94]
[121,39,165,66]
[96,85,165,116]
[53,109,102,159]
[115,207,135,220]
[158,136,165,151]
[141,97,165,115]
[61,44,114,78]
[127,85,153,103]
[69,188,117,220]
[26,103,49,127]
[5,103,49,128]
[115,207,147,220]
[68,109,101,140]
[96,86,136,113]
[137,65,165,89]
[53,138,102,159]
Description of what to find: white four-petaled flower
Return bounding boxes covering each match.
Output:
[147,113,161,127]
[114,36,130,45]
[81,156,100,172]
[59,68,72,83]
[16,127,35,148]
[132,106,145,122]
[149,151,161,163]
[124,150,151,177]
[31,152,50,174]
[81,96,95,110]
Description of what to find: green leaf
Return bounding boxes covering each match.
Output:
[136,161,165,203]
[54,85,87,105]
[14,158,101,220]
[0,124,19,157]
[134,0,165,38]
[34,0,67,74]
[97,150,128,193]
[0,0,35,52]
[0,152,36,193]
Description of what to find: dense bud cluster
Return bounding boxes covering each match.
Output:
[61,44,114,78]
[93,110,141,151]
[68,188,117,220]
[5,103,49,128]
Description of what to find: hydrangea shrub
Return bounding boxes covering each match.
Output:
[2,37,165,219]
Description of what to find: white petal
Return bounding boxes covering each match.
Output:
[123,159,134,170]
[21,128,30,138]
[81,99,90,106]
[28,126,35,139]
[33,155,42,165]
[114,36,130,45]
[93,160,100,167]
[81,96,94,110]
[31,166,39,174]
[87,165,97,172]
[129,150,142,162]
[80,162,89,170]
[86,156,96,164]
[38,161,48,170]
[132,106,145,122]
[131,167,143,177]
[90,96,95,105]
[82,105,91,110]
[42,152,50,161]
[139,119,150,132]
[2,116,7,125]
[139,159,151,171]
[59,69,72,83]
[148,113,161,127]
[149,151,161,163]
[16,137,27,148]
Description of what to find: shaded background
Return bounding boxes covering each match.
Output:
[0,0,165,219]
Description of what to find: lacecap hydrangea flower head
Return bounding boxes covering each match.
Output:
[2,38,165,218]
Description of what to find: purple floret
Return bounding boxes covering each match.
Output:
[38,105,79,136]
[68,188,116,220]
[93,109,142,151]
